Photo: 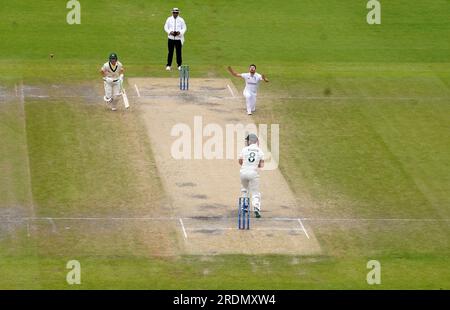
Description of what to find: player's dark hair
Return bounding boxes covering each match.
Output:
[249,64,256,69]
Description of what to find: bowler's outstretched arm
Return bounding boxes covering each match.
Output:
[228,66,242,78]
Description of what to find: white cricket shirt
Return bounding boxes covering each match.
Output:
[101,61,123,80]
[164,16,187,44]
[239,143,265,173]
[241,72,263,94]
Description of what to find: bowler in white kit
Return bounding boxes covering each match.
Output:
[228,65,269,115]
[239,133,265,218]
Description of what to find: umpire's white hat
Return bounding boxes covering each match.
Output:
[172,8,180,13]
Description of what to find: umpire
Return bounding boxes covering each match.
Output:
[164,8,187,71]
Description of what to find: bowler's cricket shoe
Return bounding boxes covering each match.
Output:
[111,107,117,111]
[254,210,261,218]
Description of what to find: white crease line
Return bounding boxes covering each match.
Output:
[48,217,57,233]
[227,84,235,97]
[9,86,450,102]
[19,82,36,217]
[134,84,141,97]
[187,227,304,232]
[257,96,450,101]
[1,216,449,222]
[25,216,176,221]
[26,93,447,102]
[19,82,25,100]
[179,218,188,240]
[297,218,310,239]
[26,220,30,237]
[301,218,450,222]
[27,95,49,98]
[15,84,18,97]
[21,94,239,100]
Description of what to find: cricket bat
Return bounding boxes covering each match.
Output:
[120,80,130,109]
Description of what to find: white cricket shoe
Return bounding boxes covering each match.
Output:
[178,66,181,71]
[166,66,171,71]
[247,112,252,115]
[111,107,117,111]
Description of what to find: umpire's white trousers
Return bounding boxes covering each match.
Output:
[240,170,261,211]
[243,89,257,114]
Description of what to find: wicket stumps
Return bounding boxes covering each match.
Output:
[238,197,250,230]
[180,65,189,90]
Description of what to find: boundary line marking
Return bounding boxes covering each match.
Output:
[297,218,310,239]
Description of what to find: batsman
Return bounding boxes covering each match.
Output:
[100,53,128,111]
[239,133,265,218]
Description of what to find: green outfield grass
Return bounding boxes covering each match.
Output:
[25,100,163,217]
[0,0,449,289]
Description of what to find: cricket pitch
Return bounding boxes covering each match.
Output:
[132,77,321,255]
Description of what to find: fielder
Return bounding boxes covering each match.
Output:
[228,65,269,115]
[239,133,264,218]
[100,53,126,111]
